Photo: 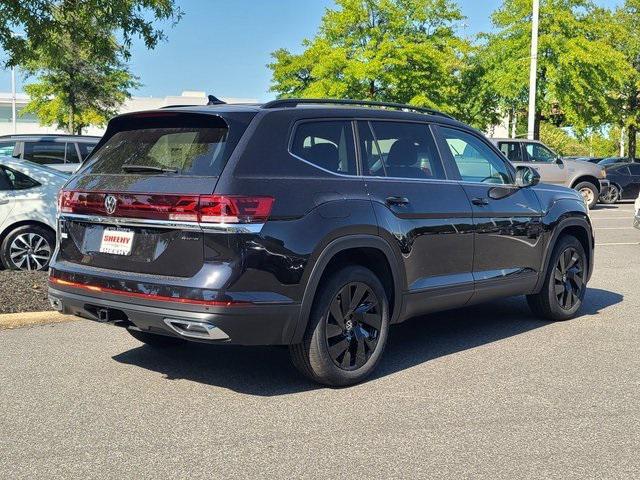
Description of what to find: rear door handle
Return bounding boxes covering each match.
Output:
[471,197,489,206]
[0,199,9,205]
[386,196,410,206]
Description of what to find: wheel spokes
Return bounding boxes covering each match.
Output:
[329,297,346,329]
[325,281,383,371]
[329,338,350,360]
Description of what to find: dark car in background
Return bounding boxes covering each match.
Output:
[0,134,100,173]
[48,99,594,386]
[571,157,605,164]
[599,162,640,203]
[598,157,639,167]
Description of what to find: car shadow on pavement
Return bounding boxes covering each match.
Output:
[112,288,622,396]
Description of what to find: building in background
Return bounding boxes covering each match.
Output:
[0,91,256,136]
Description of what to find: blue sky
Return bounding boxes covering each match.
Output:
[0,0,622,101]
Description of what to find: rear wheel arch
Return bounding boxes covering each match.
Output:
[0,221,56,270]
[291,235,404,344]
[0,220,55,247]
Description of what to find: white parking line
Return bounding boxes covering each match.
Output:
[593,227,636,230]
[591,217,633,220]
[596,242,640,246]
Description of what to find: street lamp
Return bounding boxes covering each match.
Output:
[9,31,25,134]
[11,64,17,134]
[527,0,540,140]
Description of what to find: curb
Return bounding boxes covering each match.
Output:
[0,311,75,330]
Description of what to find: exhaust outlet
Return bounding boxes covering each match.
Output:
[163,318,229,340]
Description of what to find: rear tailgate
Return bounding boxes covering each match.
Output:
[56,110,254,277]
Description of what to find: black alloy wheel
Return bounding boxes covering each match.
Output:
[527,235,588,321]
[553,246,585,310]
[289,265,390,386]
[325,282,382,371]
[599,185,620,204]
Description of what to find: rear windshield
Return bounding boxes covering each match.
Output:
[86,115,233,176]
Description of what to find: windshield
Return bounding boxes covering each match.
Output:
[86,125,230,176]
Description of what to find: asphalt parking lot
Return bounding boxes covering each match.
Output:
[1,203,638,479]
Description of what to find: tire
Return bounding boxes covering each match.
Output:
[574,181,599,209]
[599,184,620,204]
[527,235,588,321]
[0,224,55,271]
[127,329,186,348]
[289,265,390,387]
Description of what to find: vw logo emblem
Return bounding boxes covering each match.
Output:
[104,195,117,215]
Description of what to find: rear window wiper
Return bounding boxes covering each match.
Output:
[122,165,178,174]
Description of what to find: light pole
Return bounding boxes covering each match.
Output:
[11,65,16,134]
[527,0,540,140]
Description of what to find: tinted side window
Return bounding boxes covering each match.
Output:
[290,121,356,175]
[1,167,40,190]
[499,142,523,162]
[23,141,66,165]
[365,121,445,180]
[0,141,16,157]
[78,143,96,160]
[525,143,556,163]
[440,127,512,184]
[65,143,80,164]
[0,167,12,190]
[627,164,640,175]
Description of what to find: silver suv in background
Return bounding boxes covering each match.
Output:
[492,138,609,208]
[0,134,100,173]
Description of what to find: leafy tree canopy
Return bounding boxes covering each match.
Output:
[480,0,632,134]
[0,0,182,66]
[0,1,180,134]
[269,0,473,119]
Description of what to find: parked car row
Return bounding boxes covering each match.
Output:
[492,138,609,208]
[0,134,99,173]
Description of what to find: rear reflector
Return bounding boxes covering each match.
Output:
[49,277,246,307]
[58,191,274,224]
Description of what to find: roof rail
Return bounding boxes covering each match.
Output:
[159,104,198,109]
[261,98,454,119]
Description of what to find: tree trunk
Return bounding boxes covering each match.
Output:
[629,125,637,162]
[534,111,542,140]
[68,98,75,134]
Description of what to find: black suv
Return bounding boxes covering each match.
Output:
[48,99,594,386]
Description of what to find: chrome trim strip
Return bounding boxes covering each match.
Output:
[59,213,265,234]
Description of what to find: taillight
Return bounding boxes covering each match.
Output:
[198,195,274,224]
[58,191,274,225]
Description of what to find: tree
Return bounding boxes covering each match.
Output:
[0,0,181,66]
[481,0,631,139]
[22,34,138,134]
[268,0,471,117]
[605,1,640,160]
[0,0,181,133]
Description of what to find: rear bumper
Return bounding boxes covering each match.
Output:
[48,286,300,346]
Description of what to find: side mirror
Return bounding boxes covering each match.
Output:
[555,157,564,165]
[515,165,540,188]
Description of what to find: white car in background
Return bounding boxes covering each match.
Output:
[0,157,68,271]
